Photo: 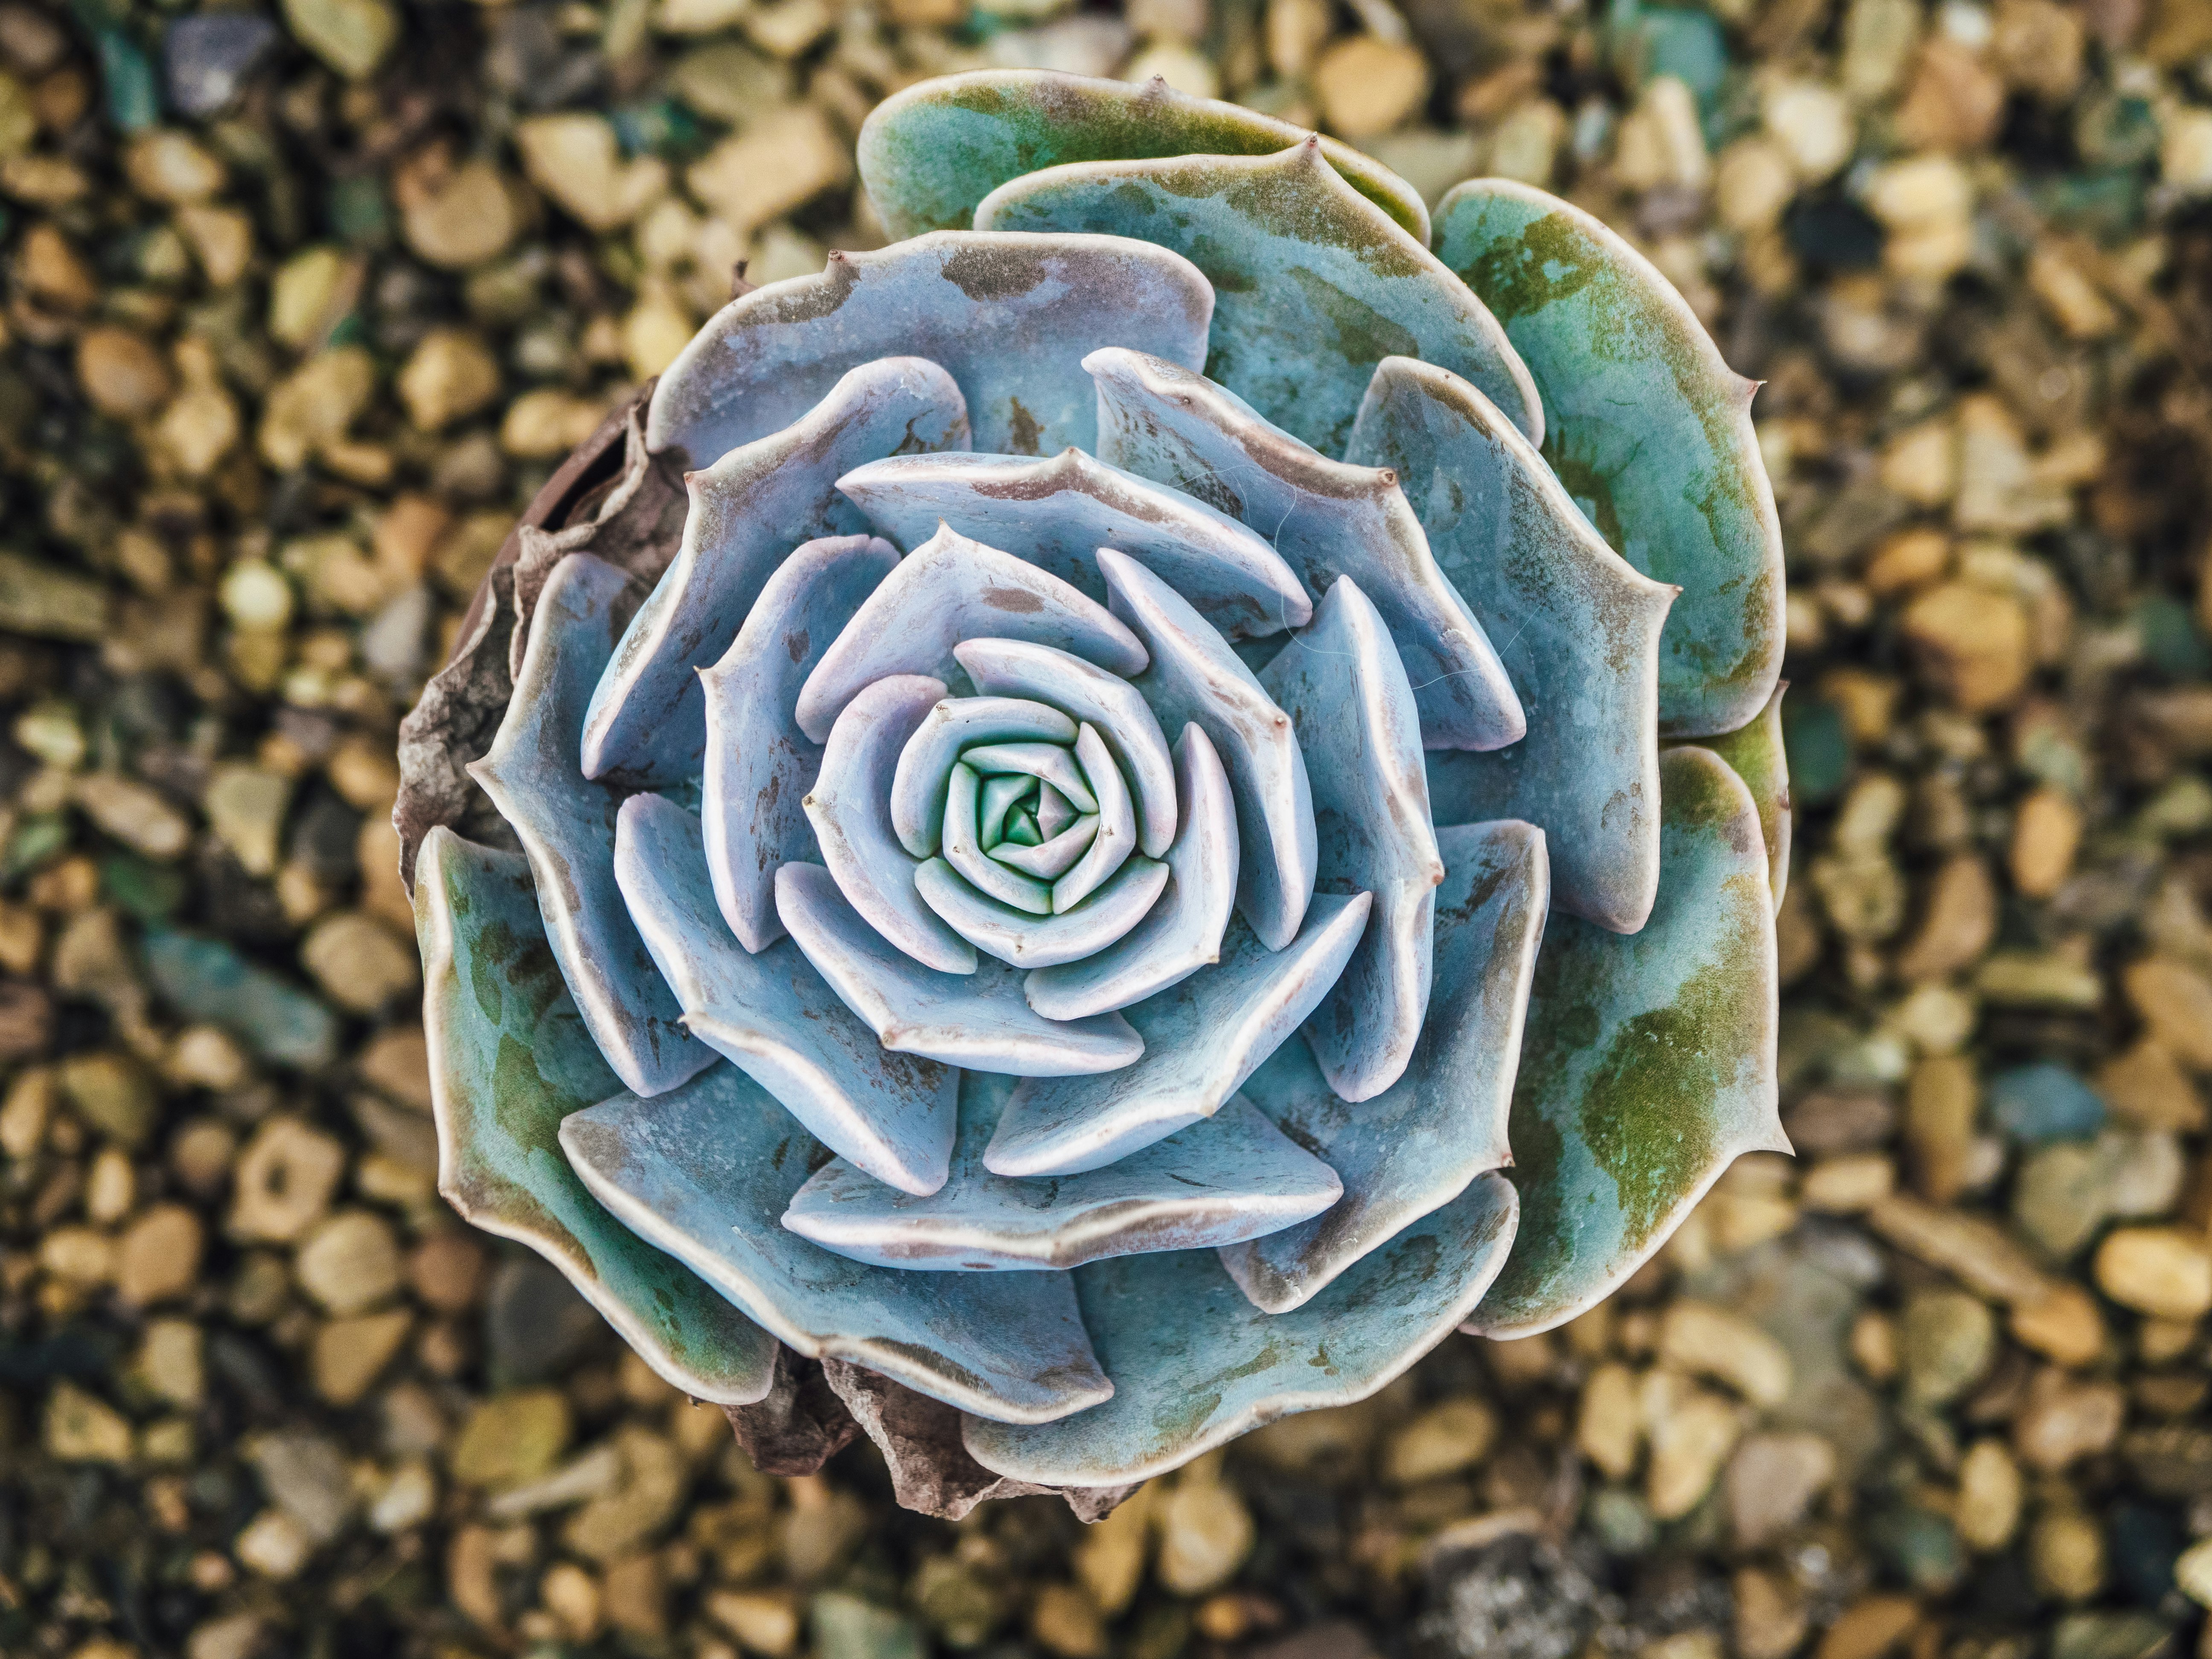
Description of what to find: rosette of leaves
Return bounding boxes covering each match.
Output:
[395,70,1791,1517]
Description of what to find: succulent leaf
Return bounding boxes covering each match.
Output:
[976,141,1540,457]
[857,68,1430,243]
[614,791,960,1196]
[1099,549,1315,952]
[414,827,778,1405]
[986,895,1373,1177]
[960,1171,1518,1487]
[587,358,965,784]
[890,696,1079,860]
[1465,745,1786,1338]
[701,534,900,952]
[1433,181,1786,739]
[1086,348,1525,753]
[774,862,1141,1075]
[953,639,1178,857]
[559,1064,1115,1424]
[836,448,1309,638]
[647,232,1214,469]
[1259,578,1444,1103]
[796,524,1147,743]
[915,853,1170,969]
[784,1074,1341,1272]
[1220,819,1545,1313]
[1348,355,1674,934]
[1025,725,1237,1021]
[467,553,716,1097]
[806,674,979,976]
[1678,683,1791,911]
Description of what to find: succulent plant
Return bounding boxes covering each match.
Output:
[396,70,1790,1517]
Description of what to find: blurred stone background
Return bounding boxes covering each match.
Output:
[0,0,2210,1656]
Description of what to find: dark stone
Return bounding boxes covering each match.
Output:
[285,786,362,882]
[1781,1088,1898,1154]
[485,1254,608,1383]
[1784,192,1885,272]
[163,13,280,119]
[2107,1503,2184,1607]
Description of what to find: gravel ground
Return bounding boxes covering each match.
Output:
[2,2,2211,1657]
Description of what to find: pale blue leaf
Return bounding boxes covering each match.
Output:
[1260,576,1442,1103]
[1099,548,1314,951]
[468,553,716,1098]
[960,1172,1518,1486]
[586,357,965,783]
[783,1072,1339,1272]
[1347,355,1674,934]
[413,827,776,1406]
[1221,819,1545,1313]
[648,232,1214,468]
[915,853,1169,971]
[614,791,959,1196]
[1086,348,1524,753]
[976,140,1540,457]
[986,895,1371,1177]
[1025,725,1237,1021]
[837,448,1309,638]
[1432,180,1785,739]
[796,524,1147,743]
[774,862,1141,1075]
[559,1063,1114,1424]
[806,674,978,976]
[701,535,901,952]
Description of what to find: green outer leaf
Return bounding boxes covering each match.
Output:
[977,142,1540,460]
[1347,355,1674,935]
[413,825,777,1406]
[1432,179,1785,740]
[858,68,1430,244]
[1467,745,1785,1339]
[1673,681,1790,911]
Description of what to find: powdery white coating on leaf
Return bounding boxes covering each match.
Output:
[806,674,978,976]
[586,357,968,784]
[857,68,1430,243]
[774,861,1142,1076]
[1348,355,1674,935]
[986,894,1372,1177]
[413,827,777,1406]
[647,231,1214,469]
[700,535,899,952]
[1433,180,1785,741]
[467,553,716,1097]
[1025,725,1238,1021]
[795,522,1147,743]
[976,140,1540,458]
[1221,818,1546,1313]
[1466,745,1787,1339]
[559,1063,1115,1424]
[960,1171,1518,1487]
[916,853,1170,970]
[890,696,1079,860]
[954,638,1179,858]
[784,1073,1339,1272]
[1085,347,1525,753]
[614,791,959,1196]
[837,448,1310,639]
[1260,575,1443,1103]
[1099,549,1315,952]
